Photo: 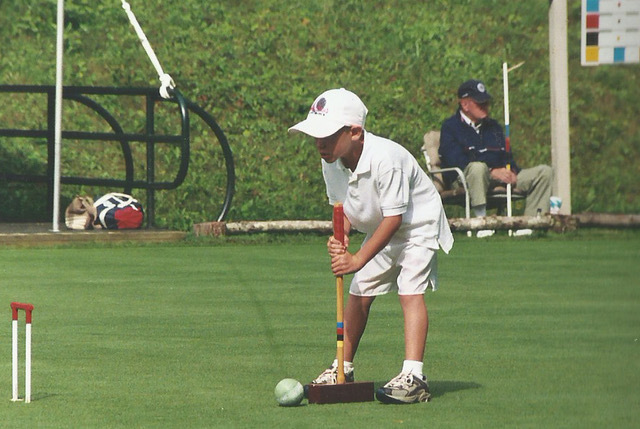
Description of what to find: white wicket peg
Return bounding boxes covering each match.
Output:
[12,319,18,401]
[11,302,34,403]
[25,322,32,403]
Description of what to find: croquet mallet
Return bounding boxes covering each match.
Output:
[307,203,374,404]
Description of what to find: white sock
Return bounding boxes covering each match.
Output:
[402,360,424,378]
[473,204,487,217]
[331,358,353,371]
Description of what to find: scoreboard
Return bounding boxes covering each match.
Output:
[581,0,640,65]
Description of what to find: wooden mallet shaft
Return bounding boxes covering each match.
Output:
[333,203,345,384]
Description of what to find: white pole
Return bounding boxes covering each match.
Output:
[52,0,65,232]
[502,62,513,236]
[25,323,32,403]
[12,320,18,402]
[549,0,572,214]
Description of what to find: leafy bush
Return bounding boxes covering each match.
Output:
[1,0,638,228]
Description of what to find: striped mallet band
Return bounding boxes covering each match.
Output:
[336,321,344,342]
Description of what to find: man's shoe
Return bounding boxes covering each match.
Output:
[376,372,431,404]
[310,363,354,385]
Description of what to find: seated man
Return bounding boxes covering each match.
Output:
[439,79,552,228]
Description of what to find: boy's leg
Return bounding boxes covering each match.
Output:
[376,246,433,404]
[376,294,431,404]
[310,293,374,385]
[399,294,428,361]
[344,294,376,362]
[311,249,392,385]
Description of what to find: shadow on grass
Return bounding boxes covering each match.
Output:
[430,380,482,398]
[16,392,59,402]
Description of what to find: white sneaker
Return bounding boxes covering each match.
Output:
[375,372,431,404]
[310,363,354,385]
[476,229,495,238]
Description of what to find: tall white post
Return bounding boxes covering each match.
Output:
[549,0,572,214]
[52,0,65,232]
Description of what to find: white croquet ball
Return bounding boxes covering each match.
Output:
[274,378,304,406]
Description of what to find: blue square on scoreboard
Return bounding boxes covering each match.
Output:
[614,47,625,62]
[586,0,599,12]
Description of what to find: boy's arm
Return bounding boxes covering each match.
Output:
[330,215,402,276]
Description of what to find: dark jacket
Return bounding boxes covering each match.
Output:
[439,109,519,185]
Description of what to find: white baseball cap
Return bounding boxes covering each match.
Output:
[288,88,368,138]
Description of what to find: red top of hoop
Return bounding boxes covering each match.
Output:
[11,302,34,323]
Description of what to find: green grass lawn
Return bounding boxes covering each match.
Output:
[1,231,639,428]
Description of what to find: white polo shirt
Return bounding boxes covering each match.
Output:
[322,131,453,253]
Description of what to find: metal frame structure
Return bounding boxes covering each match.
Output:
[0,85,234,226]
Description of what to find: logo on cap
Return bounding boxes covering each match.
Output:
[310,97,328,116]
[476,83,486,93]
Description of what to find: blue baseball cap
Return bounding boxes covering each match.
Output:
[458,79,492,103]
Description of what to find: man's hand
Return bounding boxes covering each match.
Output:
[490,167,517,185]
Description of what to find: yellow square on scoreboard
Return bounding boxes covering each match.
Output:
[585,46,599,62]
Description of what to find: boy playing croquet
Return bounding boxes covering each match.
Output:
[289,88,453,404]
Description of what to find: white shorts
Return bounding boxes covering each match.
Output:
[350,242,438,296]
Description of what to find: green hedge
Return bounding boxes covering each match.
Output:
[1,0,638,229]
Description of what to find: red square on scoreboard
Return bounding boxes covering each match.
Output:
[586,13,599,29]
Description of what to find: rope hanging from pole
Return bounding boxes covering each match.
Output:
[121,0,175,99]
